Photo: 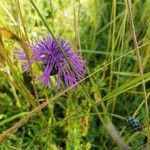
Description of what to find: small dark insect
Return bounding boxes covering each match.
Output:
[126,116,143,131]
[41,62,58,76]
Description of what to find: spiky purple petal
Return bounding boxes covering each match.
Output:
[14,35,86,88]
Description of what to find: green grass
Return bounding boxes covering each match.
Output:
[0,0,150,149]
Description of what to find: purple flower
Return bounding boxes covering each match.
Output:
[15,35,86,88]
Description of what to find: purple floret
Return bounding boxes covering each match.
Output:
[14,35,86,88]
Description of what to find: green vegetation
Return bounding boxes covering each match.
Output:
[0,0,150,149]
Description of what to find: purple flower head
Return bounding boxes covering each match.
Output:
[15,35,86,88]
